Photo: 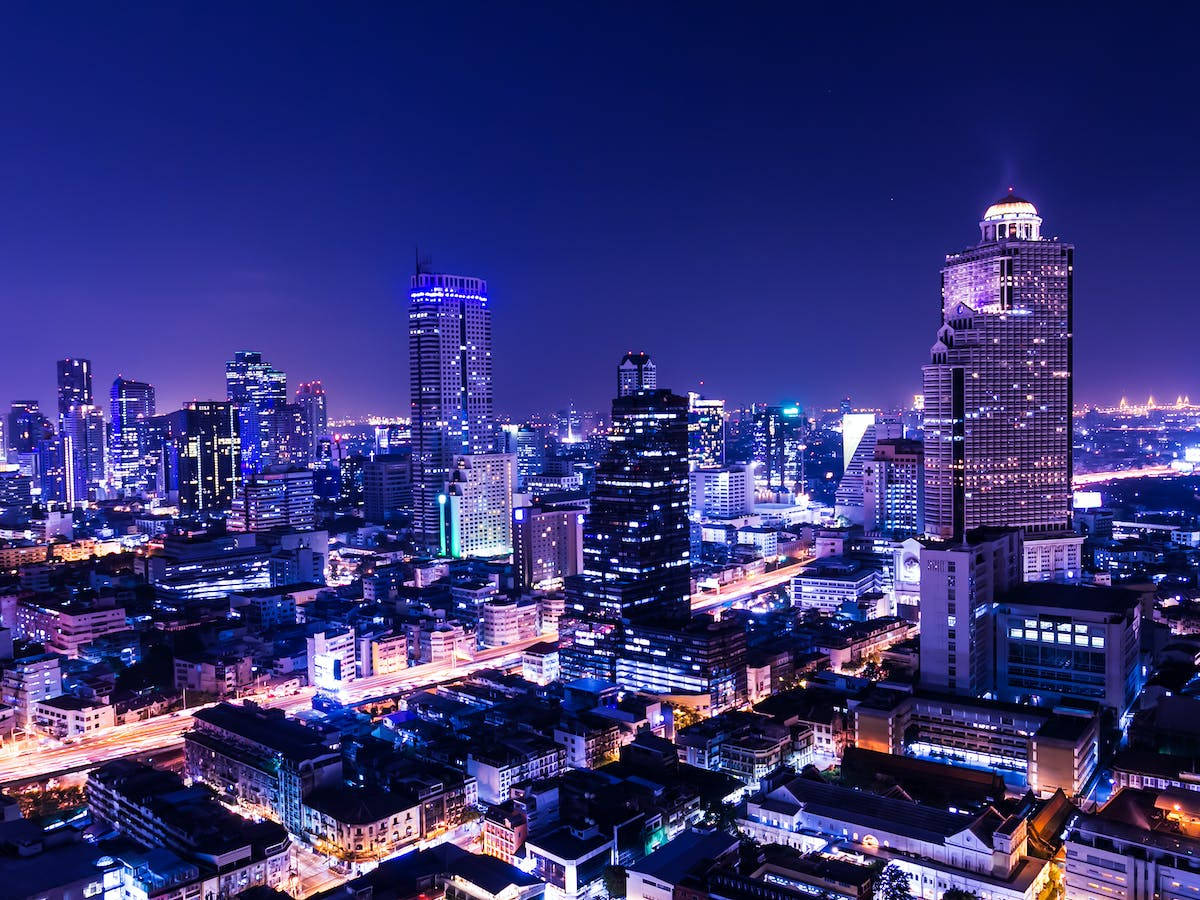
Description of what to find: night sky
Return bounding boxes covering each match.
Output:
[1,5,1197,419]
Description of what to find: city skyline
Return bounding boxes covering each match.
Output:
[1,7,1198,417]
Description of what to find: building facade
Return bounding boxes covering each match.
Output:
[923,193,1072,540]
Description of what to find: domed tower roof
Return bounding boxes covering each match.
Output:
[978,189,1042,242]
[983,192,1039,220]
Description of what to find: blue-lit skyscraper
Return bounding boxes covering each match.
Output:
[225,350,287,476]
[408,272,494,546]
[109,377,156,494]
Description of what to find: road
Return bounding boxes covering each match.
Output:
[0,634,553,787]
[1073,464,1180,486]
[691,554,812,614]
[0,556,816,786]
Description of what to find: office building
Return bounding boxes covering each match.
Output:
[835,421,901,527]
[853,689,1099,798]
[109,377,156,494]
[294,380,328,458]
[996,582,1142,716]
[867,437,925,536]
[566,389,690,624]
[59,404,106,503]
[513,426,546,489]
[409,272,495,547]
[154,401,241,512]
[618,615,748,715]
[444,453,516,558]
[617,350,656,397]
[363,451,412,524]
[924,193,1073,540]
[229,465,315,532]
[687,392,725,467]
[689,464,755,519]
[752,404,804,492]
[55,357,93,416]
[0,466,32,509]
[272,400,312,465]
[917,527,1021,697]
[141,532,271,604]
[226,350,287,475]
[7,401,46,460]
[513,504,585,590]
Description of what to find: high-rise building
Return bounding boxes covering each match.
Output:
[155,401,241,513]
[917,527,1021,697]
[294,381,329,459]
[225,350,287,475]
[512,426,546,490]
[752,404,804,492]
[109,377,156,494]
[409,272,494,547]
[923,192,1073,540]
[7,401,46,460]
[866,437,924,536]
[566,389,690,624]
[56,358,93,417]
[362,452,412,524]
[60,405,106,503]
[513,503,585,590]
[272,401,312,465]
[443,453,516,559]
[617,351,656,397]
[689,464,755,520]
[835,421,902,527]
[688,392,726,467]
[229,466,315,532]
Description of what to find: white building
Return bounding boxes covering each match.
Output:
[479,598,539,649]
[739,772,1050,900]
[445,453,516,558]
[307,628,357,694]
[689,464,755,519]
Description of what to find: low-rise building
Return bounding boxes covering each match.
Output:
[738,771,1051,900]
[302,787,421,861]
[1066,787,1200,899]
[33,694,114,736]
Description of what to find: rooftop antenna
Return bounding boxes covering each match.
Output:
[414,245,433,277]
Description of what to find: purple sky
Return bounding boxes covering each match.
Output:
[1,5,1198,420]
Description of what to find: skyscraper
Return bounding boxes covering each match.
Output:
[294,381,328,460]
[923,193,1073,540]
[443,453,516,559]
[109,377,156,494]
[225,350,287,476]
[56,358,93,417]
[687,392,726,467]
[60,405,105,503]
[155,401,241,512]
[408,272,494,547]
[7,401,46,460]
[566,388,691,624]
[751,404,804,492]
[617,351,656,397]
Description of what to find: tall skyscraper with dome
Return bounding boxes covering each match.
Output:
[923,192,1073,541]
